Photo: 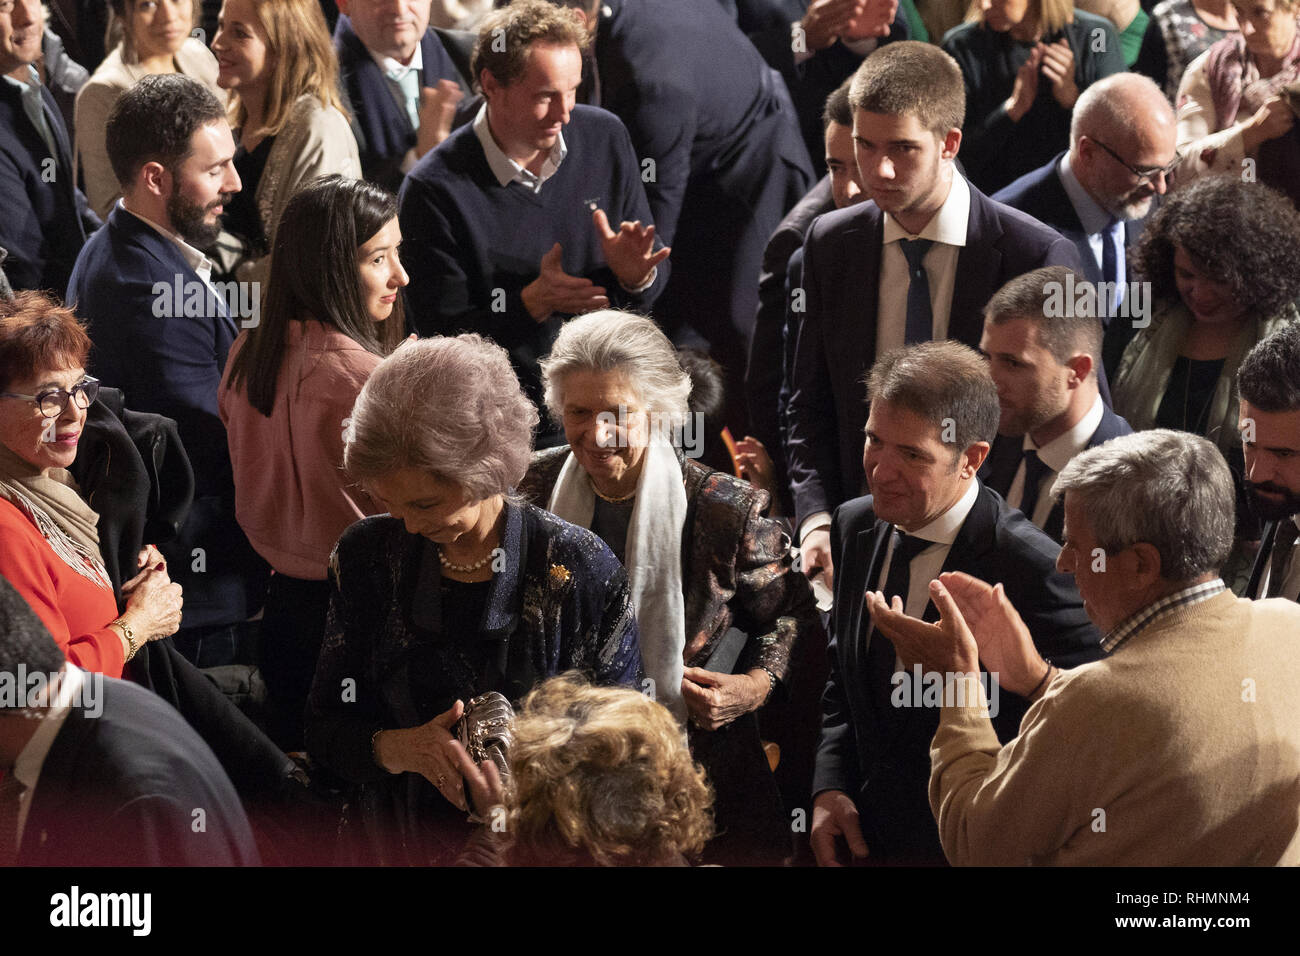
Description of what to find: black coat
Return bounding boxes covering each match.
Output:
[814,482,1102,862]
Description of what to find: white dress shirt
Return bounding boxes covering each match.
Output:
[11,666,85,849]
[1007,395,1105,528]
[473,102,567,193]
[875,168,970,359]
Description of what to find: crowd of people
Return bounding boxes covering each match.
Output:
[2,0,1299,868]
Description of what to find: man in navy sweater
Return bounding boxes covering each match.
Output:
[398,0,668,431]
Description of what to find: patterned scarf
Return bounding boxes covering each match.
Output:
[1205,30,1300,130]
[0,442,111,590]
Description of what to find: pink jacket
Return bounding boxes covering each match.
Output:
[219,321,383,580]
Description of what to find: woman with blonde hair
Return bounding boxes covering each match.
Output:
[942,0,1126,192]
[210,0,361,283]
[75,0,225,219]
[452,673,715,867]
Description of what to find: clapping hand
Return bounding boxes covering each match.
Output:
[521,243,609,320]
[865,578,980,676]
[592,207,669,290]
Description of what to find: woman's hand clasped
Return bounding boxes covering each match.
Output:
[374,701,469,811]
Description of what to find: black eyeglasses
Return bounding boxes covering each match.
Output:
[0,376,100,418]
[1090,138,1181,187]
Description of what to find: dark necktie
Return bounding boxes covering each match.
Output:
[899,238,935,345]
[1101,218,1121,313]
[868,529,933,709]
[1018,448,1053,524]
[1267,520,1300,599]
[0,772,25,866]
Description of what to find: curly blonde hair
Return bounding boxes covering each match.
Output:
[505,674,714,866]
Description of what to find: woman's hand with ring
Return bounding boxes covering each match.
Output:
[373,700,468,810]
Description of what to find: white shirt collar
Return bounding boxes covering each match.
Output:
[903,478,980,544]
[1024,394,1105,474]
[1058,153,1115,235]
[472,101,567,192]
[120,201,214,282]
[881,168,970,247]
[12,665,87,844]
[370,42,423,77]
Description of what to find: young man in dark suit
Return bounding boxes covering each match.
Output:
[810,340,1100,866]
[334,0,474,193]
[0,576,259,867]
[787,41,1083,591]
[978,267,1132,544]
[1238,323,1300,603]
[66,75,268,662]
[0,0,99,293]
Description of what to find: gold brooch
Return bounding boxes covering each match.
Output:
[549,564,571,586]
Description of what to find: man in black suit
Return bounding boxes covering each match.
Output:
[0,0,99,293]
[66,75,268,662]
[992,73,1176,376]
[978,267,1133,543]
[747,78,865,517]
[550,0,815,433]
[787,41,1083,591]
[809,341,1100,865]
[335,0,474,193]
[1239,323,1300,603]
[0,576,259,866]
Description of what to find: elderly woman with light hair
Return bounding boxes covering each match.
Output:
[452,672,715,866]
[518,310,822,865]
[305,334,642,866]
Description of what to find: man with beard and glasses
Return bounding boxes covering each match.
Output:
[66,74,270,667]
[1239,323,1300,603]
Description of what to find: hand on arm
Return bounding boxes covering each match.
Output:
[680,666,770,730]
[800,526,834,590]
[1242,95,1297,153]
[520,243,610,321]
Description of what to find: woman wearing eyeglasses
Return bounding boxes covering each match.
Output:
[0,292,183,679]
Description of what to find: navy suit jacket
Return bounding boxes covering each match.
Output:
[18,675,260,866]
[1245,520,1299,601]
[334,16,473,194]
[786,180,1085,528]
[814,482,1102,861]
[0,75,99,294]
[67,207,267,629]
[979,404,1133,543]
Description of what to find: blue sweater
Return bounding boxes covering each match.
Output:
[398,105,667,411]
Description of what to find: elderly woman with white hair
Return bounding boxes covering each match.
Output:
[305,334,642,866]
[519,310,822,865]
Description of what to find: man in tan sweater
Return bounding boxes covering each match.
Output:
[869,428,1300,865]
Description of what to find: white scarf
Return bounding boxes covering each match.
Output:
[547,436,688,723]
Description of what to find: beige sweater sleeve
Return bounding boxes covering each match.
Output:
[74,80,124,220]
[928,671,1097,865]
[1175,48,1251,181]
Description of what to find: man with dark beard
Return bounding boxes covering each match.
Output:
[977,266,1131,543]
[66,74,270,664]
[1239,323,1300,603]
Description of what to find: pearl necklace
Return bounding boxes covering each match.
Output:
[438,546,495,573]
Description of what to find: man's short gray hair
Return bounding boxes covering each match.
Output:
[344,335,539,500]
[1054,429,1234,582]
[540,310,691,431]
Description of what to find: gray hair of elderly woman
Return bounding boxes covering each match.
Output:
[1053,429,1234,583]
[539,310,692,432]
[344,335,539,500]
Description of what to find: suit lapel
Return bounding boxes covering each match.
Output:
[950,186,1003,346]
[1248,521,1279,600]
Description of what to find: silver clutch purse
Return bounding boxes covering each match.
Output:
[455,691,515,814]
